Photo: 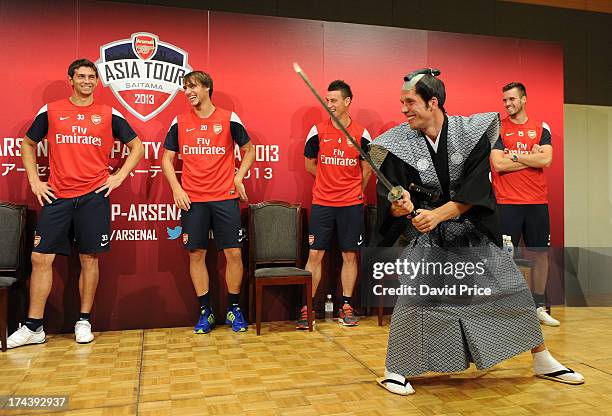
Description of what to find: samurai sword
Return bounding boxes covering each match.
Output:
[293,62,440,214]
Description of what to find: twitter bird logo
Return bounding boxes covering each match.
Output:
[167,226,182,240]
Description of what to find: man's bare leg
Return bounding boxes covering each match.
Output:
[340,251,358,297]
[74,253,99,343]
[223,247,247,331]
[28,252,56,319]
[306,249,325,295]
[78,253,99,314]
[339,251,359,326]
[223,248,243,294]
[189,249,209,296]
[525,249,559,326]
[297,249,325,328]
[5,252,54,348]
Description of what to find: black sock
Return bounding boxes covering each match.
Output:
[198,292,211,310]
[79,312,91,321]
[342,296,351,305]
[25,317,43,332]
[533,292,546,308]
[228,292,240,308]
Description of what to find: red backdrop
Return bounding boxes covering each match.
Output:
[0,1,564,332]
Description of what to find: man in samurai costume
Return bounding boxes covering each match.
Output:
[369,69,584,395]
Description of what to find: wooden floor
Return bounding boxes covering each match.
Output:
[1,307,611,416]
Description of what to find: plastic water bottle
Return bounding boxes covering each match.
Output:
[503,235,514,258]
[324,294,334,322]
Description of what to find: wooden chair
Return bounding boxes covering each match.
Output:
[248,201,313,335]
[0,202,26,351]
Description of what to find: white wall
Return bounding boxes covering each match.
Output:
[564,104,612,305]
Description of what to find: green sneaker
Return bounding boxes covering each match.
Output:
[194,307,215,334]
[226,306,248,332]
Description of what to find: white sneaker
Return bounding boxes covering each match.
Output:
[6,325,46,349]
[75,320,94,344]
[537,307,560,327]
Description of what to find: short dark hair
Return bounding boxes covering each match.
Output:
[502,82,526,97]
[68,59,98,78]
[416,76,446,113]
[183,71,214,98]
[328,80,353,100]
[404,69,446,112]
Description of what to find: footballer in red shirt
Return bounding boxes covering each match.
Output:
[6,59,144,349]
[298,80,372,329]
[490,82,559,326]
[162,71,255,334]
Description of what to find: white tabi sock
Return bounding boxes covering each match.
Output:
[532,348,584,384]
[532,349,565,375]
[382,368,415,395]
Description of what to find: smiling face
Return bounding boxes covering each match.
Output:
[400,87,437,131]
[69,66,98,97]
[326,90,350,120]
[502,87,527,117]
[183,78,210,108]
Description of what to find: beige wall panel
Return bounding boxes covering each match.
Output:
[564,104,612,303]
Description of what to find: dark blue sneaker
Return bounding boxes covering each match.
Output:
[226,305,248,332]
[194,307,215,334]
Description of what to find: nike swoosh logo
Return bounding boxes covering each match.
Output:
[60,116,70,120]
[186,128,196,132]
[505,132,514,136]
[357,235,363,245]
[100,242,109,247]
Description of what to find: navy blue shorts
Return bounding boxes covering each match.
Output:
[498,204,550,251]
[308,204,364,251]
[33,191,111,256]
[181,199,243,250]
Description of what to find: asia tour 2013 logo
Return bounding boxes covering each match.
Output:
[96,32,192,122]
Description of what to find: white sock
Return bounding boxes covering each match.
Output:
[382,368,415,395]
[532,349,566,375]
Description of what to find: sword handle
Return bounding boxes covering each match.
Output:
[388,185,419,218]
[387,185,405,202]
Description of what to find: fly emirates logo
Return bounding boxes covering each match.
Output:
[320,148,357,167]
[505,141,530,156]
[56,125,102,146]
[182,137,225,155]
